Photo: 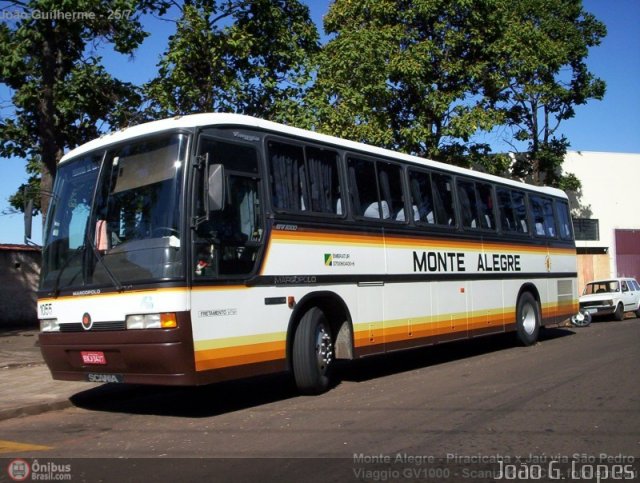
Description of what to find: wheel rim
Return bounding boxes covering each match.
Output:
[572,311,590,327]
[521,302,537,335]
[315,324,333,375]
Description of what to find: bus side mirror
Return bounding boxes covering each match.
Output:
[207,164,225,212]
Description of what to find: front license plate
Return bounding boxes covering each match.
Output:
[86,373,124,383]
[81,351,107,365]
[586,308,597,314]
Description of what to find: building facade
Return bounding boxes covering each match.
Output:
[0,244,41,328]
[564,151,640,290]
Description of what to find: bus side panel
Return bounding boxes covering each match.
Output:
[190,286,289,385]
[545,247,579,325]
[468,280,508,337]
[382,282,431,352]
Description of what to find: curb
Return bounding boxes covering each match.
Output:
[0,399,74,422]
[0,362,46,370]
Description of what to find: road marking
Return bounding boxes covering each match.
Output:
[0,439,52,454]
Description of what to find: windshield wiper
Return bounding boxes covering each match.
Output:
[51,236,124,296]
[83,228,124,292]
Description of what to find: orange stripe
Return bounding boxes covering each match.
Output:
[355,311,515,347]
[195,340,286,371]
[543,301,579,319]
[270,228,575,254]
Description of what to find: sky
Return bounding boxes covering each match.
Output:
[0,0,638,245]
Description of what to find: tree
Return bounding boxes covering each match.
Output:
[298,0,509,171]
[145,0,319,121]
[0,0,167,219]
[485,0,606,188]
[297,0,605,186]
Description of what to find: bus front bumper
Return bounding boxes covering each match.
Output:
[38,312,198,386]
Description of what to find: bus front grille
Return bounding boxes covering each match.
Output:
[59,321,127,332]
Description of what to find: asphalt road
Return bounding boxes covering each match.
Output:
[1,318,638,482]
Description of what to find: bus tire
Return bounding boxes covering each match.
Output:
[292,307,334,394]
[613,302,624,321]
[516,292,540,346]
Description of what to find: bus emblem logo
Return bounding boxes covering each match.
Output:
[324,254,333,266]
[81,312,93,330]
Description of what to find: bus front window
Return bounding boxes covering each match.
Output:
[40,133,188,292]
[91,134,188,284]
[40,153,102,290]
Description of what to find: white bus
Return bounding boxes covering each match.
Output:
[37,113,578,393]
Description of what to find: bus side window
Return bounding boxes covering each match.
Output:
[408,169,434,224]
[268,141,307,212]
[432,173,456,226]
[477,182,495,230]
[348,157,379,218]
[305,147,342,215]
[497,187,516,232]
[543,198,556,237]
[457,180,478,229]
[194,139,263,277]
[498,187,528,234]
[555,200,574,240]
[377,162,404,221]
[530,195,557,237]
[511,190,529,233]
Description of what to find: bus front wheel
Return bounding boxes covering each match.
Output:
[292,307,334,394]
[516,292,540,346]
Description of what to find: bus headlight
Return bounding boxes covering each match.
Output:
[40,319,60,332]
[126,313,177,329]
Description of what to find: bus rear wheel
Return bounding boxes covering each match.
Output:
[516,292,540,346]
[292,307,334,394]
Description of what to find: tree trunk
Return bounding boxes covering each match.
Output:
[37,24,63,223]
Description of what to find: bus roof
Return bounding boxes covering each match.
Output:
[60,113,567,198]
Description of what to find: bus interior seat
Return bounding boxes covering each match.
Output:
[364,201,390,219]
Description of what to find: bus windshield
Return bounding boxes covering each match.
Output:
[40,133,188,291]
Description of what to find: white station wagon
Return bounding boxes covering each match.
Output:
[575,278,640,325]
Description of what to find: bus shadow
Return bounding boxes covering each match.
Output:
[70,372,300,418]
[70,327,575,418]
[334,326,575,383]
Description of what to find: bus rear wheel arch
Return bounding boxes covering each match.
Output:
[515,291,541,346]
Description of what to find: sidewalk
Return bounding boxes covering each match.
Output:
[0,329,98,421]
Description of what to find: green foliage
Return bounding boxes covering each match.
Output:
[485,0,606,187]
[297,0,604,189]
[299,0,508,165]
[145,0,319,120]
[0,0,167,215]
